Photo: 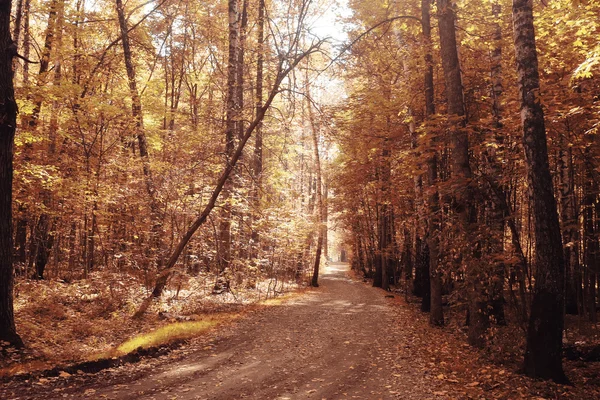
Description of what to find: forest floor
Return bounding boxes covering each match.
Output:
[1,268,299,375]
[1,262,599,399]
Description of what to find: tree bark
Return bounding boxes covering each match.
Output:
[583,171,597,322]
[251,0,265,254]
[307,83,324,288]
[218,0,241,272]
[21,0,30,85]
[558,143,578,315]
[378,142,392,291]
[427,153,443,325]
[24,0,61,278]
[513,0,567,382]
[487,1,506,326]
[115,0,163,269]
[0,0,23,348]
[437,0,482,336]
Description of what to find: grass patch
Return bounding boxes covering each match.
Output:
[93,316,235,361]
[116,320,220,354]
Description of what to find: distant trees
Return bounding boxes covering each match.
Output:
[2,0,596,384]
[3,0,329,336]
[333,0,600,382]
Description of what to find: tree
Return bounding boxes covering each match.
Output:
[134,16,326,316]
[0,0,23,348]
[307,85,324,288]
[25,0,63,280]
[115,0,163,269]
[512,0,567,382]
[217,0,241,274]
[434,0,473,329]
[421,0,442,326]
[251,0,266,254]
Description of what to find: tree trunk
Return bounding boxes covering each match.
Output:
[24,0,62,278]
[32,213,54,280]
[513,0,567,382]
[29,0,60,126]
[583,172,597,323]
[21,0,30,85]
[427,153,443,325]
[0,0,23,348]
[378,143,392,291]
[12,0,23,47]
[420,242,431,312]
[412,0,435,312]
[437,0,480,335]
[559,144,578,315]
[487,1,506,326]
[251,0,265,255]
[323,180,329,260]
[29,0,65,280]
[115,0,163,269]
[308,83,324,288]
[218,0,241,273]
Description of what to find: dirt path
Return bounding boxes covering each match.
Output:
[4,263,450,399]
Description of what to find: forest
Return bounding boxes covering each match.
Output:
[0,0,599,397]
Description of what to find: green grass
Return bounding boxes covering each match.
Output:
[116,320,220,354]
[90,317,233,361]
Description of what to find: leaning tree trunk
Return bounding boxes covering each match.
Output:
[0,0,23,348]
[133,39,325,317]
[513,0,567,382]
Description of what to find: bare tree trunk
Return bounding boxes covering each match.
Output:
[583,170,597,323]
[423,0,442,325]
[30,0,64,280]
[427,153,443,325]
[21,0,30,84]
[23,0,59,274]
[437,0,481,336]
[323,180,328,260]
[0,0,23,348]
[251,0,265,255]
[115,0,163,270]
[29,0,59,126]
[513,0,567,382]
[12,0,24,47]
[378,141,392,291]
[307,83,324,288]
[218,0,241,273]
[487,0,506,326]
[559,143,578,315]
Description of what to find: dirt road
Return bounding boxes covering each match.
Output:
[5,263,449,399]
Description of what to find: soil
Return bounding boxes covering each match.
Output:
[1,263,449,399]
[1,262,597,399]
